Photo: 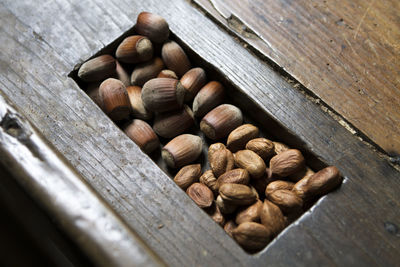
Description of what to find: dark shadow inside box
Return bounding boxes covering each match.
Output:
[69,26,330,254]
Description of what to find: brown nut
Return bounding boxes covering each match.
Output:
[232,222,271,252]
[199,170,218,195]
[288,166,315,182]
[157,69,178,79]
[135,12,169,43]
[267,189,303,215]
[234,150,266,179]
[186,183,213,208]
[153,105,194,138]
[130,57,165,86]
[219,184,257,206]
[99,78,131,121]
[227,124,259,152]
[246,138,275,160]
[192,81,225,118]
[141,78,185,112]
[260,200,286,236]
[215,195,237,214]
[224,220,237,238]
[216,168,250,189]
[161,40,191,77]
[126,86,153,120]
[208,143,226,160]
[180,67,207,102]
[265,180,295,196]
[209,148,235,178]
[78,55,116,82]
[235,200,263,225]
[124,119,159,154]
[200,104,243,140]
[293,166,342,200]
[115,61,130,87]
[173,164,202,190]
[205,203,225,226]
[116,35,153,64]
[269,149,305,178]
[162,134,203,168]
[273,141,290,154]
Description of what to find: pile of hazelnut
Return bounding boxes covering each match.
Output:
[77,12,343,253]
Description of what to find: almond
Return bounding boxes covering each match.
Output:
[173,164,202,190]
[215,195,237,214]
[235,200,263,224]
[227,124,259,152]
[216,168,250,189]
[267,189,303,215]
[199,170,218,195]
[265,180,295,196]
[234,150,266,179]
[205,203,225,226]
[219,184,257,206]
[208,143,226,160]
[273,141,290,154]
[288,166,315,182]
[209,148,235,178]
[260,200,286,236]
[232,222,271,252]
[224,220,237,238]
[186,183,213,208]
[246,138,275,160]
[269,149,305,178]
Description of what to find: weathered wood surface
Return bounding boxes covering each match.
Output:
[194,0,400,156]
[0,95,164,267]
[0,0,399,266]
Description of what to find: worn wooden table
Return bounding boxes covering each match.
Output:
[0,0,399,266]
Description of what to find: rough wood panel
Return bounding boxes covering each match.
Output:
[194,0,400,156]
[0,0,399,266]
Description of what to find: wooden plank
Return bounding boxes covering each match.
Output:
[0,0,399,266]
[194,0,400,156]
[0,94,164,267]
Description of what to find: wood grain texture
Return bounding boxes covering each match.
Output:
[195,0,400,156]
[0,0,399,266]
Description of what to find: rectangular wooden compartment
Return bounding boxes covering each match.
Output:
[0,1,399,266]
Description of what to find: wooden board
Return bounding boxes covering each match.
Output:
[194,0,400,156]
[0,0,399,266]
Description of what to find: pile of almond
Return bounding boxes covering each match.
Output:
[77,12,343,253]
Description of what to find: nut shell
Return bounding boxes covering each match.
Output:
[115,61,131,87]
[162,134,203,168]
[173,164,202,190]
[126,86,153,120]
[161,40,191,77]
[234,150,266,179]
[131,57,165,86]
[78,55,116,82]
[186,183,214,208]
[180,67,207,102]
[99,78,131,121]
[269,149,305,178]
[193,81,225,118]
[116,35,153,64]
[153,105,195,138]
[200,104,243,140]
[135,12,169,43]
[227,124,259,152]
[124,119,159,154]
[141,78,185,112]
